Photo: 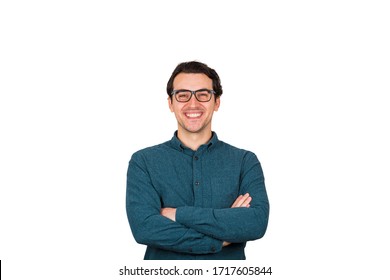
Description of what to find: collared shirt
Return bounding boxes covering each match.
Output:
[126,131,269,260]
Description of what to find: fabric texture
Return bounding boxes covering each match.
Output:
[126,131,269,260]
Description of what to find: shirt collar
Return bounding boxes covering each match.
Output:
[170,131,219,152]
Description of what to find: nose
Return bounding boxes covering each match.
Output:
[188,93,200,106]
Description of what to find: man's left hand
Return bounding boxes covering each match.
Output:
[161,207,176,221]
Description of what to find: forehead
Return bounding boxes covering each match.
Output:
[173,73,213,89]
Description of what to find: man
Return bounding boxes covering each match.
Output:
[126,61,269,260]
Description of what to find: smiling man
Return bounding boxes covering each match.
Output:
[168,71,220,151]
[126,61,269,260]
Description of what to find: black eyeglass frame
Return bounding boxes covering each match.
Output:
[170,89,216,103]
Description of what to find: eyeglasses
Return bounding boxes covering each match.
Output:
[170,89,216,103]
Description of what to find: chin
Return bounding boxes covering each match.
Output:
[184,125,208,134]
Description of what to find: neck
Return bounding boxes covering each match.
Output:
[177,129,212,151]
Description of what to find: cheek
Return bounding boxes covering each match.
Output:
[171,105,184,116]
[206,104,217,114]
[169,101,179,113]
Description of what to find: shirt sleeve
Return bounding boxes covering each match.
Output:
[126,152,223,255]
[175,152,269,243]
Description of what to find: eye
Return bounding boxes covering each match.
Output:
[176,90,191,101]
[196,90,211,101]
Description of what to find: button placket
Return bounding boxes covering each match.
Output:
[193,152,202,207]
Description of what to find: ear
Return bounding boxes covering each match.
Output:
[214,97,221,112]
[168,97,174,112]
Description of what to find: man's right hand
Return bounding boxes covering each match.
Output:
[223,193,252,247]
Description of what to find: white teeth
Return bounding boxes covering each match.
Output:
[186,113,201,118]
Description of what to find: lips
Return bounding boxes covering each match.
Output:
[185,112,202,118]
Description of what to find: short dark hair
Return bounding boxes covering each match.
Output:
[166,61,223,98]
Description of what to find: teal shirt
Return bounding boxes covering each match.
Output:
[126,132,269,260]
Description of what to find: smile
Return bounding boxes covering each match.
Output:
[185,112,202,118]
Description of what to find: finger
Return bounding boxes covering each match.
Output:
[236,193,250,207]
[240,196,252,208]
[222,241,231,247]
[232,193,250,208]
[231,195,243,208]
[233,194,247,207]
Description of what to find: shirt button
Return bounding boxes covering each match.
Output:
[194,156,199,160]
[195,181,200,186]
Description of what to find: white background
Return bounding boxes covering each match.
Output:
[1,0,389,279]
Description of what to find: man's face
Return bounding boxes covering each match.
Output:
[168,73,220,135]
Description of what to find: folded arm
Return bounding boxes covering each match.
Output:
[162,193,252,246]
[126,153,223,254]
[163,152,269,243]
